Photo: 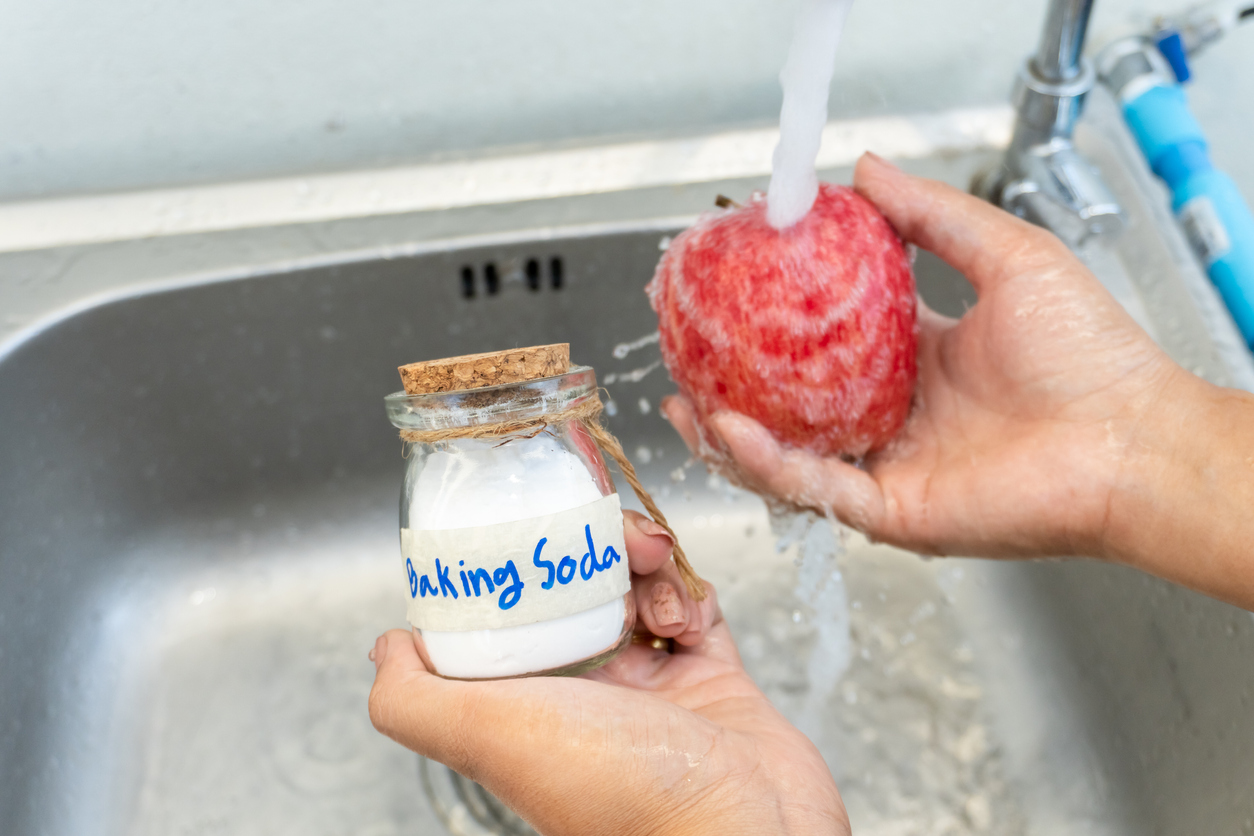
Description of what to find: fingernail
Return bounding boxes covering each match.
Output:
[371,634,387,672]
[710,411,756,447]
[651,582,686,627]
[864,151,899,170]
[659,395,685,426]
[862,151,905,178]
[634,517,675,546]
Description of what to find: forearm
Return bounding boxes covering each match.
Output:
[1107,372,1254,610]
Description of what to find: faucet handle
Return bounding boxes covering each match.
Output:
[978,0,1125,246]
[999,144,1125,245]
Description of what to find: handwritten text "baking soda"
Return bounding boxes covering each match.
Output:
[406,524,622,611]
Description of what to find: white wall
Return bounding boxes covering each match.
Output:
[1,0,1250,202]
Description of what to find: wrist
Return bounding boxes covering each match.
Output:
[650,791,846,836]
[1102,367,1207,567]
[647,753,848,836]
[1102,368,1254,604]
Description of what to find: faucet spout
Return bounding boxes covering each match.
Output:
[1034,0,1095,84]
[980,0,1123,245]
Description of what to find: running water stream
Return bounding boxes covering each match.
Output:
[770,508,853,739]
[761,0,859,722]
[605,0,861,758]
[767,0,856,229]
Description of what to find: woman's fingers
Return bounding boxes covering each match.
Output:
[662,393,896,542]
[625,507,694,638]
[633,572,689,636]
[624,509,718,644]
[623,509,676,576]
[672,579,719,647]
[645,576,718,648]
[853,152,1069,297]
[623,508,687,638]
[368,631,694,836]
[370,630,611,781]
[660,394,703,454]
[708,411,888,537]
[368,629,485,771]
[589,606,743,693]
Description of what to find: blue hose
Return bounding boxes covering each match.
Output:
[1122,76,1254,348]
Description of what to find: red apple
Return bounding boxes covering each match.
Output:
[647,182,917,459]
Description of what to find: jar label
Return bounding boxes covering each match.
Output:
[400,494,631,632]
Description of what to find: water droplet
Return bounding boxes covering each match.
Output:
[637,397,651,415]
[611,331,660,360]
[189,587,217,606]
[634,446,652,464]
[909,601,937,624]
[603,360,661,385]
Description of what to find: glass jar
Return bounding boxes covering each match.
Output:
[384,365,635,680]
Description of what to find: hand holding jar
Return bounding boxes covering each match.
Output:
[367,519,847,836]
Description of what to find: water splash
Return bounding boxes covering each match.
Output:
[767,0,855,229]
[612,331,660,360]
[769,506,852,739]
[669,456,700,485]
[602,360,661,386]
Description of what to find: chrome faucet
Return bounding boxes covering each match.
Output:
[981,0,1124,244]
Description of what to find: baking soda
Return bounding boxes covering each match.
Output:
[411,434,626,679]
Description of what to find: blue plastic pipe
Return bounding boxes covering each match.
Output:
[1123,82,1254,348]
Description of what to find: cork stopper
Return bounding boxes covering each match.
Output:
[399,344,571,395]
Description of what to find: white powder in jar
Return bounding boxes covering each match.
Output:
[410,433,627,679]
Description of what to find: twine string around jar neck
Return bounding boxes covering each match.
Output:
[398,395,707,602]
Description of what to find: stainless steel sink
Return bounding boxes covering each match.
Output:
[2,106,1253,836]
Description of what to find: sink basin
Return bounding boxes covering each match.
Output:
[2,107,1253,836]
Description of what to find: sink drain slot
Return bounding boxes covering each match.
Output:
[459,256,565,299]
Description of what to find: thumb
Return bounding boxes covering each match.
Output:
[367,630,605,784]
[367,629,489,774]
[367,630,663,835]
[853,152,1070,297]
